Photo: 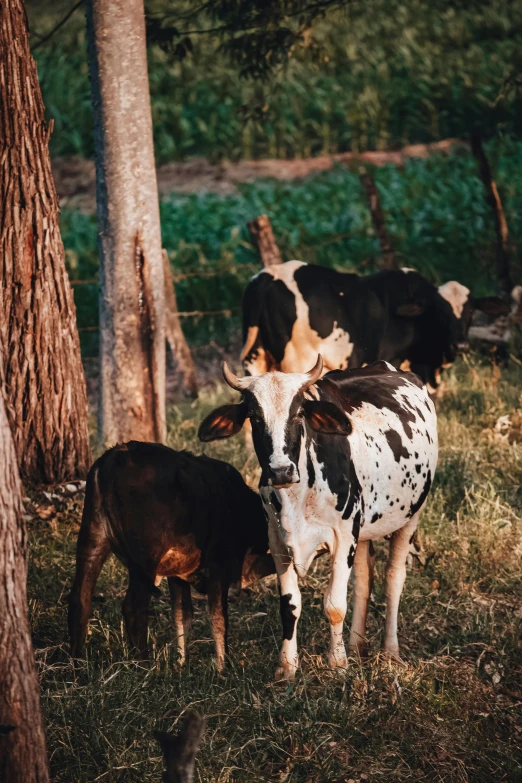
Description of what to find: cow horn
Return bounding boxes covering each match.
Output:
[303,354,323,388]
[222,362,248,391]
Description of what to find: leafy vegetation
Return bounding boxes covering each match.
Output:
[64,142,522,355]
[28,359,522,781]
[30,1,522,162]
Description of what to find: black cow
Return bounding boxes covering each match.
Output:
[241,262,500,389]
[68,442,274,670]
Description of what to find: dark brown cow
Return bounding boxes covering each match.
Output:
[68,442,274,670]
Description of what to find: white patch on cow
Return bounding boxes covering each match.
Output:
[319,323,354,370]
[438,280,470,319]
[247,370,310,472]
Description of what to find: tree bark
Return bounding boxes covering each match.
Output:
[163,251,198,399]
[0,365,49,782]
[359,169,398,271]
[248,215,283,267]
[0,0,90,484]
[470,131,513,297]
[86,0,166,448]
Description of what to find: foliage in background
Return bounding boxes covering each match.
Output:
[30,0,522,162]
[64,142,522,355]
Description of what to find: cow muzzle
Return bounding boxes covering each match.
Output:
[267,465,299,489]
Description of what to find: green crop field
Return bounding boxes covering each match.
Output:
[64,141,522,355]
[27,359,522,782]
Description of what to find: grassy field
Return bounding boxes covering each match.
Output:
[26,356,522,782]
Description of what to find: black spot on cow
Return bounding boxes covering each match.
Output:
[409,470,432,517]
[280,593,298,641]
[371,512,382,523]
[415,464,422,474]
[306,452,316,488]
[348,544,356,568]
[351,510,362,540]
[384,429,411,462]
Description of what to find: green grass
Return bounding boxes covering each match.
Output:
[28,357,522,781]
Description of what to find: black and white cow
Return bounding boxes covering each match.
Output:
[241,261,504,390]
[199,356,438,680]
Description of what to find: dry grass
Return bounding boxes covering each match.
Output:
[27,358,522,782]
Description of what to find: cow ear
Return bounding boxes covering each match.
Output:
[303,400,352,435]
[395,302,425,317]
[471,296,511,317]
[198,403,247,441]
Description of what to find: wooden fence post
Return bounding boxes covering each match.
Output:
[359,168,398,271]
[248,214,283,267]
[163,250,199,399]
[470,131,513,297]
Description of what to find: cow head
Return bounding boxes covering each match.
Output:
[198,355,351,488]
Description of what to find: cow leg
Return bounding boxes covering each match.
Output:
[324,546,352,670]
[168,577,193,666]
[383,518,419,659]
[68,491,111,658]
[348,540,376,658]
[269,525,301,681]
[122,569,152,662]
[207,577,229,672]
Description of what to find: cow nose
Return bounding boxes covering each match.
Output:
[456,341,470,354]
[267,465,299,488]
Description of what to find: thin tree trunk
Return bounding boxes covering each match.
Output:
[0,0,90,483]
[86,0,166,447]
[359,169,398,271]
[248,215,283,267]
[163,251,198,399]
[470,131,513,297]
[0,362,49,782]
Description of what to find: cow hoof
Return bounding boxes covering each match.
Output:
[382,649,406,667]
[275,664,297,682]
[328,654,348,671]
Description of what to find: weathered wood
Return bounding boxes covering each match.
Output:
[0,0,90,483]
[163,250,198,398]
[86,0,166,447]
[248,214,283,267]
[0,362,49,782]
[155,711,205,783]
[470,131,513,297]
[359,169,398,271]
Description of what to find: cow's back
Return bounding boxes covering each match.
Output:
[93,442,264,579]
[319,363,438,537]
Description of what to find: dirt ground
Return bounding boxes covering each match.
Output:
[51,138,464,213]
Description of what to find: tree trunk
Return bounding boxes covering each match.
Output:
[163,251,198,399]
[359,169,398,271]
[0,0,90,484]
[0,366,49,782]
[470,131,513,297]
[248,215,283,267]
[86,0,166,447]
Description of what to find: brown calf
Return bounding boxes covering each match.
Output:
[68,441,274,670]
